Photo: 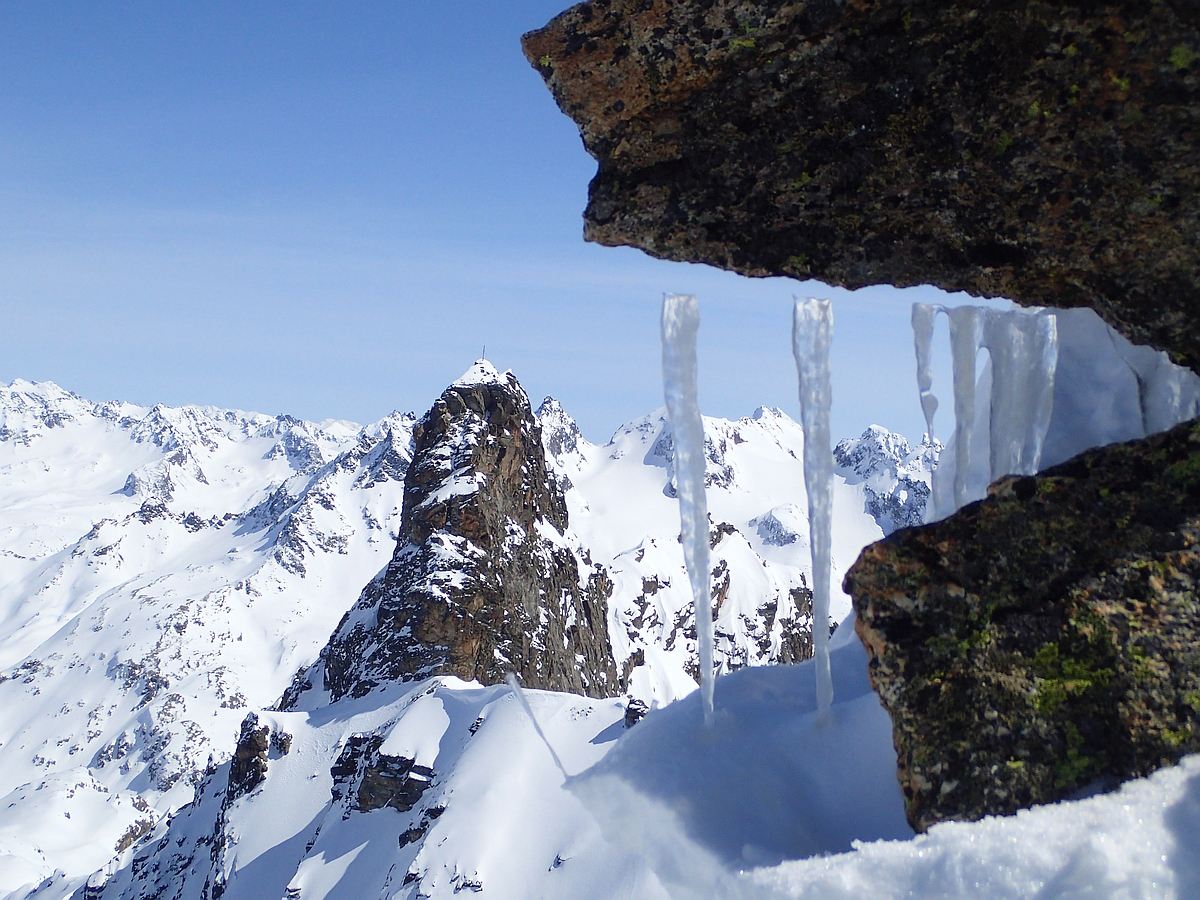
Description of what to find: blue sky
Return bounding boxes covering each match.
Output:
[0,1,985,443]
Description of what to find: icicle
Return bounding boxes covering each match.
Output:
[792,297,834,717]
[946,306,983,512]
[984,312,1058,477]
[660,293,714,727]
[918,304,1059,519]
[912,304,939,443]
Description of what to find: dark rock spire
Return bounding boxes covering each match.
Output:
[301,362,620,703]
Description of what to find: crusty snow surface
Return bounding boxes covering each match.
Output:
[1,376,1194,900]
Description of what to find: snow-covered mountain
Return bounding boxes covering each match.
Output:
[0,372,923,899]
[833,425,941,535]
[1,372,1193,900]
[0,379,416,894]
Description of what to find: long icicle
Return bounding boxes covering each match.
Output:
[946,306,983,512]
[912,303,940,443]
[792,297,834,716]
[661,293,714,727]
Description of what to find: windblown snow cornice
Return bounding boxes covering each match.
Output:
[523,0,1200,371]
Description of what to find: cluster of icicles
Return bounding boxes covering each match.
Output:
[913,303,1059,518]
[662,291,1200,719]
[506,293,1200,738]
[661,293,837,720]
[661,296,1079,720]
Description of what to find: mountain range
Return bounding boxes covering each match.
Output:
[0,367,932,899]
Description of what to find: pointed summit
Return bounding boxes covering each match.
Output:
[299,366,620,705]
[452,358,506,388]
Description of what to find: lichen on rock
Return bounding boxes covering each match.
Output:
[847,420,1200,831]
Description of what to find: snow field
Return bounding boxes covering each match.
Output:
[93,677,668,900]
[0,377,895,897]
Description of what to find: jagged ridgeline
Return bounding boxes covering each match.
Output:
[288,361,621,702]
[0,371,910,895]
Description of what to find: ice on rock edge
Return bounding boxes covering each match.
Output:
[660,293,714,727]
[914,304,1059,519]
[917,304,1200,521]
[792,298,834,716]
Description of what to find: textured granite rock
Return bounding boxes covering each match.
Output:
[846,420,1200,831]
[294,367,620,703]
[523,0,1200,371]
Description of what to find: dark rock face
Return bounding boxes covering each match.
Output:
[330,735,433,813]
[226,714,269,800]
[311,364,620,702]
[523,0,1200,372]
[846,421,1200,832]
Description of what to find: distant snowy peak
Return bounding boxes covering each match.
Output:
[749,503,808,548]
[1,378,416,505]
[536,397,592,491]
[834,424,915,480]
[640,405,795,496]
[0,378,96,442]
[834,425,942,534]
[1,378,367,453]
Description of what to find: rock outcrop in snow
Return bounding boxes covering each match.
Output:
[301,362,621,702]
[834,426,941,534]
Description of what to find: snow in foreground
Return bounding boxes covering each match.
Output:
[574,624,1200,899]
[76,627,1199,900]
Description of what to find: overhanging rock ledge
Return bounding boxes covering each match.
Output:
[523,0,1200,372]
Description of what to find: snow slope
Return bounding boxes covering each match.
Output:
[86,678,669,900]
[0,380,415,894]
[82,637,1200,900]
[0,377,907,898]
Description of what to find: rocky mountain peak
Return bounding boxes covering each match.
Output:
[536,397,590,492]
[304,368,620,704]
[835,426,941,535]
[404,362,567,544]
[835,425,914,480]
[536,397,582,460]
